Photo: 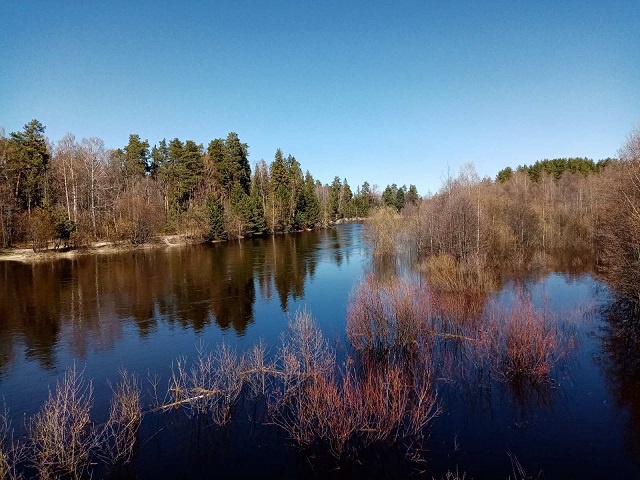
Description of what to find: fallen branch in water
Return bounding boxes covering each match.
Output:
[153,387,224,412]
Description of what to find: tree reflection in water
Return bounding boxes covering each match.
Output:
[0,228,339,371]
[600,298,640,457]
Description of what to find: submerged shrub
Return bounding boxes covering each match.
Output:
[269,309,439,458]
[422,253,498,293]
[29,365,95,479]
[347,274,432,355]
[482,295,575,383]
[167,342,243,425]
[347,275,575,390]
[99,369,141,466]
[363,207,400,260]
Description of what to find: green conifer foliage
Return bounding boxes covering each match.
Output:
[9,119,50,212]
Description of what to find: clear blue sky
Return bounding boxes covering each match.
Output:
[1,0,638,194]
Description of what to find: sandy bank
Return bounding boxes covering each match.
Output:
[0,235,202,263]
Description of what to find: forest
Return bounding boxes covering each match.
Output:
[0,120,415,249]
[2,120,640,306]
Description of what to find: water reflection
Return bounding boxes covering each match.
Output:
[600,299,640,458]
[3,224,640,478]
[0,227,361,373]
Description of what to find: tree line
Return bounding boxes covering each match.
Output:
[4,118,640,306]
[0,120,418,249]
[364,127,640,305]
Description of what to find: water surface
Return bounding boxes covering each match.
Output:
[1,224,639,478]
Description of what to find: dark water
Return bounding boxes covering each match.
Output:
[1,224,639,478]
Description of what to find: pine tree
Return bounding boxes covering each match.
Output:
[382,184,397,209]
[150,139,169,180]
[206,138,226,195]
[286,155,303,230]
[341,178,354,218]
[406,184,419,206]
[395,185,406,211]
[159,138,204,218]
[246,186,266,236]
[223,132,251,195]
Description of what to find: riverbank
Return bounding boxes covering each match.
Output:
[0,235,201,263]
[0,218,369,263]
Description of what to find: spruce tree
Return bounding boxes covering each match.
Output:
[269,148,290,231]
[328,176,342,220]
[205,193,225,240]
[122,134,149,177]
[9,119,50,213]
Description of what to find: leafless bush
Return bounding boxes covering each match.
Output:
[29,365,96,479]
[210,343,243,425]
[166,342,243,425]
[598,129,640,303]
[180,206,209,242]
[353,357,439,447]
[278,309,336,388]
[269,310,439,458]
[28,207,54,252]
[482,295,575,383]
[436,469,467,480]
[1,405,25,480]
[346,275,489,387]
[99,369,141,466]
[270,354,439,458]
[241,340,275,398]
[268,310,338,450]
[363,206,400,259]
[114,181,165,245]
[346,275,433,355]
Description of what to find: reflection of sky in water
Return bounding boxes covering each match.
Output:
[428,271,632,478]
[493,273,606,311]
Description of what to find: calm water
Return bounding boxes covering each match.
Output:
[1,224,639,478]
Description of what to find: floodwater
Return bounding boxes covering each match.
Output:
[0,224,639,478]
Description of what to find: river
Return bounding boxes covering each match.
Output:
[0,223,639,478]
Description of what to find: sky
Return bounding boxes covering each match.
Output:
[1,0,638,194]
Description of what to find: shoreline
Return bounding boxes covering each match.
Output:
[0,218,369,263]
[0,234,202,263]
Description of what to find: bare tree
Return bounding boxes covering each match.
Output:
[599,128,640,302]
[79,138,108,239]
